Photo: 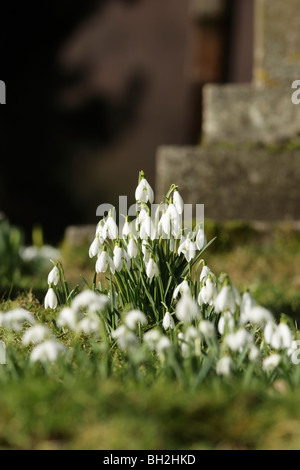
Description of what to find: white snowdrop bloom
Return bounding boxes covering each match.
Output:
[165,204,181,238]
[112,325,138,351]
[143,329,162,349]
[113,245,126,272]
[146,258,159,279]
[162,311,175,330]
[264,322,292,350]
[89,237,102,258]
[122,219,133,239]
[125,310,147,330]
[103,216,118,240]
[240,291,256,324]
[47,265,60,286]
[249,345,260,362]
[173,280,191,299]
[127,238,138,259]
[136,208,148,231]
[216,356,233,376]
[1,308,36,331]
[22,325,52,345]
[195,228,207,251]
[57,307,80,330]
[247,306,274,326]
[30,340,66,363]
[184,326,200,342]
[76,315,101,335]
[156,336,172,355]
[135,177,154,203]
[199,320,215,339]
[232,285,241,306]
[287,340,300,358]
[175,295,200,324]
[71,290,109,314]
[262,354,281,372]
[214,285,236,314]
[177,237,196,262]
[96,250,115,274]
[218,312,235,335]
[140,215,156,241]
[173,189,184,215]
[44,287,58,310]
[198,277,217,306]
[200,265,211,282]
[158,212,170,238]
[224,328,253,353]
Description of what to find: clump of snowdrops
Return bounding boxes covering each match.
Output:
[1,170,300,387]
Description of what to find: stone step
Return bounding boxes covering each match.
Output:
[203,83,300,144]
[156,143,300,220]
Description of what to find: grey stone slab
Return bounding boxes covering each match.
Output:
[203,83,300,144]
[156,145,300,220]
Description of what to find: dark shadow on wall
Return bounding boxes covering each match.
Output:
[0,0,145,244]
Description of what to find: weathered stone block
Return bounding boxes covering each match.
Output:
[156,145,300,220]
[203,84,300,144]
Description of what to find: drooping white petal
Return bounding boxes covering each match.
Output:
[44,287,58,310]
[173,190,184,214]
[47,266,60,286]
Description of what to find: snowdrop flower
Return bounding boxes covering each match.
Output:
[140,214,156,241]
[113,245,126,272]
[22,325,53,345]
[76,314,101,335]
[44,287,58,310]
[287,341,300,363]
[264,322,292,349]
[175,295,200,324]
[125,310,147,330]
[199,320,215,339]
[200,265,211,283]
[240,291,256,324]
[127,238,138,259]
[1,308,36,331]
[30,340,66,363]
[165,204,181,238]
[177,237,196,262]
[184,326,200,342]
[198,277,217,305]
[195,228,207,251]
[173,189,184,215]
[162,311,175,330]
[103,216,118,240]
[57,307,80,330]
[224,328,253,353]
[143,329,162,349]
[71,290,109,314]
[47,265,60,286]
[156,336,172,355]
[214,285,236,314]
[173,280,191,299]
[89,237,102,258]
[218,312,235,335]
[249,345,260,362]
[146,257,159,279]
[122,217,133,239]
[216,356,233,376]
[135,176,154,203]
[96,250,115,274]
[112,325,138,351]
[262,354,281,372]
[247,306,274,326]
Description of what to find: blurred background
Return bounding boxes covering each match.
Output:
[0,0,254,245]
